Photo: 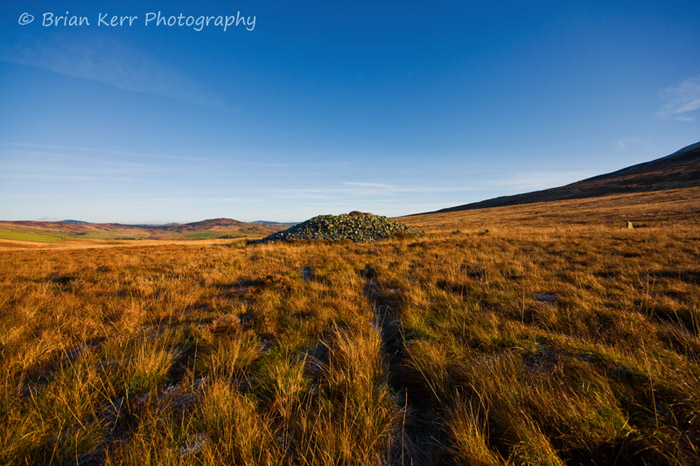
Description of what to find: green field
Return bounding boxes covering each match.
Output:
[0,231,63,243]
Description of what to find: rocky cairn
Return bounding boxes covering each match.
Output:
[258,211,421,243]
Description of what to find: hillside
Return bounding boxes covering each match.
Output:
[159,218,246,232]
[156,218,279,237]
[0,218,284,244]
[401,187,700,233]
[426,142,700,214]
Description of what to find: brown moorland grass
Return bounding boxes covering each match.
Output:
[0,238,249,252]
[1,188,699,465]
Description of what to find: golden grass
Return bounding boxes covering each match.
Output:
[1,189,699,464]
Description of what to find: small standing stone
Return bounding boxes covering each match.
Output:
[626,221,634,230]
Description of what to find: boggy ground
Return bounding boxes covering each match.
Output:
[1,189,699,465]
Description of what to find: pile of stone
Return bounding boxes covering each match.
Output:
[258,211,421,243]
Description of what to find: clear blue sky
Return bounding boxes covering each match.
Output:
[1,0,699,223]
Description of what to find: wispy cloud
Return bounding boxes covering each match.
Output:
[657,73,700,121]
[0,37,219,107]
[0,143,192,182]
[489,171,591,191]
[0,174,137,182]
[342,182,395,188]
[614,138,648,150]
[276,183,479,199]
[137,196,257,206]
[247,161,352,168]
[3,143,199,162]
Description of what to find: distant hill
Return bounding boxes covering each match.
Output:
[0,217,285,243]
[61,219,89,225]
[253,220,299,226]
[160,218,247,232]
[157,218,281,237]
[424,142,700,214]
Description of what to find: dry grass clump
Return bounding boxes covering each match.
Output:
[1,189,699,464]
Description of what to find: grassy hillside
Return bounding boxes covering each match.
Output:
[424,142,700,214]
[1,189,698,464]
[0,218,285,244]
[402,187,700,233]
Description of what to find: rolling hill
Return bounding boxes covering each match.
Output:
[0,218,285,243]
[424,141,700,214]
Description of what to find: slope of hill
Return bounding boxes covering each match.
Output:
[0,218,285,243]
[401,187,700,233]
[156,218,283,238]
[159,218,246,232]
[426,141,700,214]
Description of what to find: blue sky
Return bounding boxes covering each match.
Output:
[1,0,699,223]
